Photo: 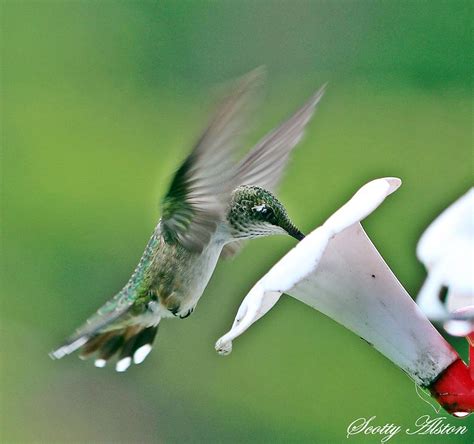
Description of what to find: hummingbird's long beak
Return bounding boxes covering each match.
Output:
[275,206,305,241]
[289,228,305,241]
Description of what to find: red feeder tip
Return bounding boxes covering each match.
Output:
[428,358,474,416]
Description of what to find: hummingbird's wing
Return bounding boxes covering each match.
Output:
[221,84,327,259]
[231,83,326,192]
[160,68,265,253]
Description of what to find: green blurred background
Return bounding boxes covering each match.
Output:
[1,1,472,442]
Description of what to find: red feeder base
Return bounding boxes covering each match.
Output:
[428,358,474,416]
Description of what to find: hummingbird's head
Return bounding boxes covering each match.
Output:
[227,185,305,241]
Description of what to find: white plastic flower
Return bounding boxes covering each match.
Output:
[416,188,474,336]
[216,178,459,387]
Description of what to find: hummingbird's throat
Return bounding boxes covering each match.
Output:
[231,223,286,239]
[229,216,304,241]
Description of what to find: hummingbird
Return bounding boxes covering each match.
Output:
[50,68,326,371]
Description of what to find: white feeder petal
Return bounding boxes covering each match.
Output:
[446,290,473,315]
[416,270,448,320]
[417,188,474,270]
[216,177,458,387]
[444,319,473,337]
[443,305,474,337]
[442,242,473,302]
[290,224,457,385]
[416,188,474,326]
[323,177,400,235]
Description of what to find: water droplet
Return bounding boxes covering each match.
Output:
[452,411,469,418]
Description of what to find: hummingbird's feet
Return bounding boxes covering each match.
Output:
[168,304,194,319]
[164,295,194,319]
[179,308,194,319]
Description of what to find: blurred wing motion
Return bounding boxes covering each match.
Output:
[232,84,326,192]
[221,84,327,258]
[161,72,326,255]
[160,67,265,252]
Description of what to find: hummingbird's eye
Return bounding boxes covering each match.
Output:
[252,204,275,221]
[252,204,267,214]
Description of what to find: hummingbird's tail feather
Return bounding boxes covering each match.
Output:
[50,290,161,371]
[114,325,159,372]
[77,324,160,372]
[49,289,136,360]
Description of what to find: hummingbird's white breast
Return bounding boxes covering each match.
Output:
[152,224,232,319]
